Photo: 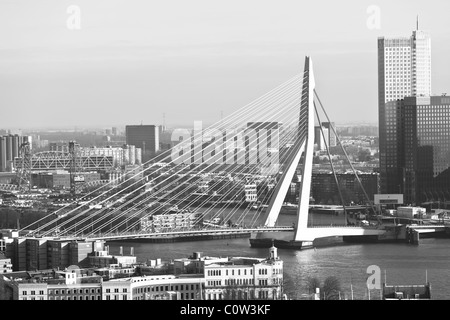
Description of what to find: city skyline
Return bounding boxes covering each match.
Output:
[1,1,450,130]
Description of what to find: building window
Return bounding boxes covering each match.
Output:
[114,288,119,293]
[123,295,127,300]
[22,291,27,295]
[123,288,127,293]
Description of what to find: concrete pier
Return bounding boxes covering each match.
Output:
[407,229,420,245]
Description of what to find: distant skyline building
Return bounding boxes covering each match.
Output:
[322,122,337,147]
[126,125,160,158]
[14,144,142,174]
[378,23,432,194]
[0,135,32,172]
[314,125,329,151]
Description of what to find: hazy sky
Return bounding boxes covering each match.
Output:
[1,0,449,130]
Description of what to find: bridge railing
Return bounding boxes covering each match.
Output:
[85,225,295,239]
[307,224,380,229]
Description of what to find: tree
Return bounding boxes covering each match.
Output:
[306,276,321,294]
[305,276,342,300]
[357,149,372,162]
[322,276,341,300]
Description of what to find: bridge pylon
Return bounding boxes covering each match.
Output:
[250,56,316,249]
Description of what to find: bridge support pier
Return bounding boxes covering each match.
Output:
[407,229,420,245]
[249,237,315,249]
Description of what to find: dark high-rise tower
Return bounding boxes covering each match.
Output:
[125,125,160,160]
[403,96,450,205]
[378,26,432,194]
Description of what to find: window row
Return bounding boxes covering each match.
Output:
[133,284,199,294]
[48,288,101,295]
[105,288,128,293]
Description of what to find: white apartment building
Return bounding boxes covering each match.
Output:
[203,245,283,300]
[103,274,205,300]
[140,210,201,232]
[5,268,103,300]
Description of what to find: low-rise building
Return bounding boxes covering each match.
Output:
[0,245,284,300]
[88,250,137,269]
[1,267,103,300]
[0,252,12,273]
[6,237,106,271]
[140,208,201,232]
[171,247,284,300]
[203,245,283,300]
[103,274,205,300]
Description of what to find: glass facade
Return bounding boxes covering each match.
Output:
[403,96,450,204]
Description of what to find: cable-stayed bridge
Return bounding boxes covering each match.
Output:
[19,56,387,248]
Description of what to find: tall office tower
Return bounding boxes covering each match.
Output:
[403,96,450,205]
[378,23,432,194]
[411,29,432,97]
[125,125,160,157]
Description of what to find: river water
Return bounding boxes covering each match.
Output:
[107,211,450,300]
